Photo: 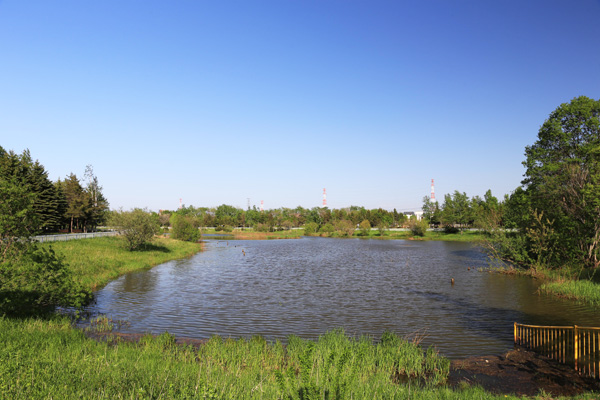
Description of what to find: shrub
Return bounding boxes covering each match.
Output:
[319,223,334,235]
[0,245,91,316]
[254,223,270,232]
[303,222,319,235]
[110,208,159,250]
[215,225,233,233]
[444,225,460,234]
[171,214,201,242]
[409,219,428,237]
[334,220,356,237]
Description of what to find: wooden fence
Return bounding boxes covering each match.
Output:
[514,322,600,379]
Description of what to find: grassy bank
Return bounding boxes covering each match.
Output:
[44,236,202,290]
[305,230,486,242]
[0,317,548,400]
[203,228,486,242]
[499,267,600,307]
[536,268,600,306]
[540,279,600,306]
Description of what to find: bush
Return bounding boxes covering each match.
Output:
[443,225,460,234]
[334,220,356,237]
[171,214,201,242]
[215,225,233,233]
[303,222,319,235]
[110,208,159,251]
[409,219,428,237]
[254,223,270,232]
[319,223,335,235]
[0,245,91,316]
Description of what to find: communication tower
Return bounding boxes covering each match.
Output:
[322,188,327,207]
[260,200,264,212]
[430,179,436,202]
[179,198,183,209]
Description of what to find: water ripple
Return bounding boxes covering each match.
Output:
[89,237,600,358]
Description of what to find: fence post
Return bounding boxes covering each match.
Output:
[574,325,579,371]
[514,322,517,345]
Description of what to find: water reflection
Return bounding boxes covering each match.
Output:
[89,237,600,358]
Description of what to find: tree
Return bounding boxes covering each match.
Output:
[422,196,441,225]
[215,204,240,227]
[111,209,159,251]
[303,222,319,235]
[523,96,600,269]
[359,219,371,236]
[333,219,355,237]
[441,191,472,230]
[0,178,37,262]
[29,161,63,232]
[0,153,91,315]
[61,174,88,232]
[83,165,109,231]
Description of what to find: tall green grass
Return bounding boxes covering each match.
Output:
[0,317,534,400]
[44,236,202,290]
[540,279,600,306]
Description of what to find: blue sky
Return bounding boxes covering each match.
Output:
[1,1,599,212]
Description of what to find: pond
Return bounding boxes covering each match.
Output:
[88,237,600,358]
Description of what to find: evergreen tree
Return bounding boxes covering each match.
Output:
[29,161,62,232]
[62,174,88,232]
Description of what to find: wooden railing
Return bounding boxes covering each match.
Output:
[514,322,600,379]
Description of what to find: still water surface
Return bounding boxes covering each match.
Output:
[90,237,600,358]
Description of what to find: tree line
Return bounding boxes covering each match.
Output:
[156,204,413,233]
[0,147,101,316]
[0,147,109,234]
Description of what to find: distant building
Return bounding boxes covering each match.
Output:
[403,211,424,221]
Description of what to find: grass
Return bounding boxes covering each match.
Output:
[304,229,486,242]
[0,317,547,400]
[44,236,202,290]
[497,266,600,307]
[539,275,600,306]
[203,227,486,242]
[372,230,486,242]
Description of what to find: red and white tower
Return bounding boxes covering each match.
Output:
[260,200,264,212]
[430,179,436,202]
[179,198,183,209]
[322,188,327,207]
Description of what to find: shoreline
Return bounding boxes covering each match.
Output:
[83,329,600,397]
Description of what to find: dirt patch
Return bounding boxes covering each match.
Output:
[449,347,600,397]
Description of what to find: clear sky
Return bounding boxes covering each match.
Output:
[1,1,599,212]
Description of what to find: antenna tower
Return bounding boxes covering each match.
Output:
[322,188,327,207]
[430,179,436,202]
[179,198,183,209]
[260,200,264,212]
